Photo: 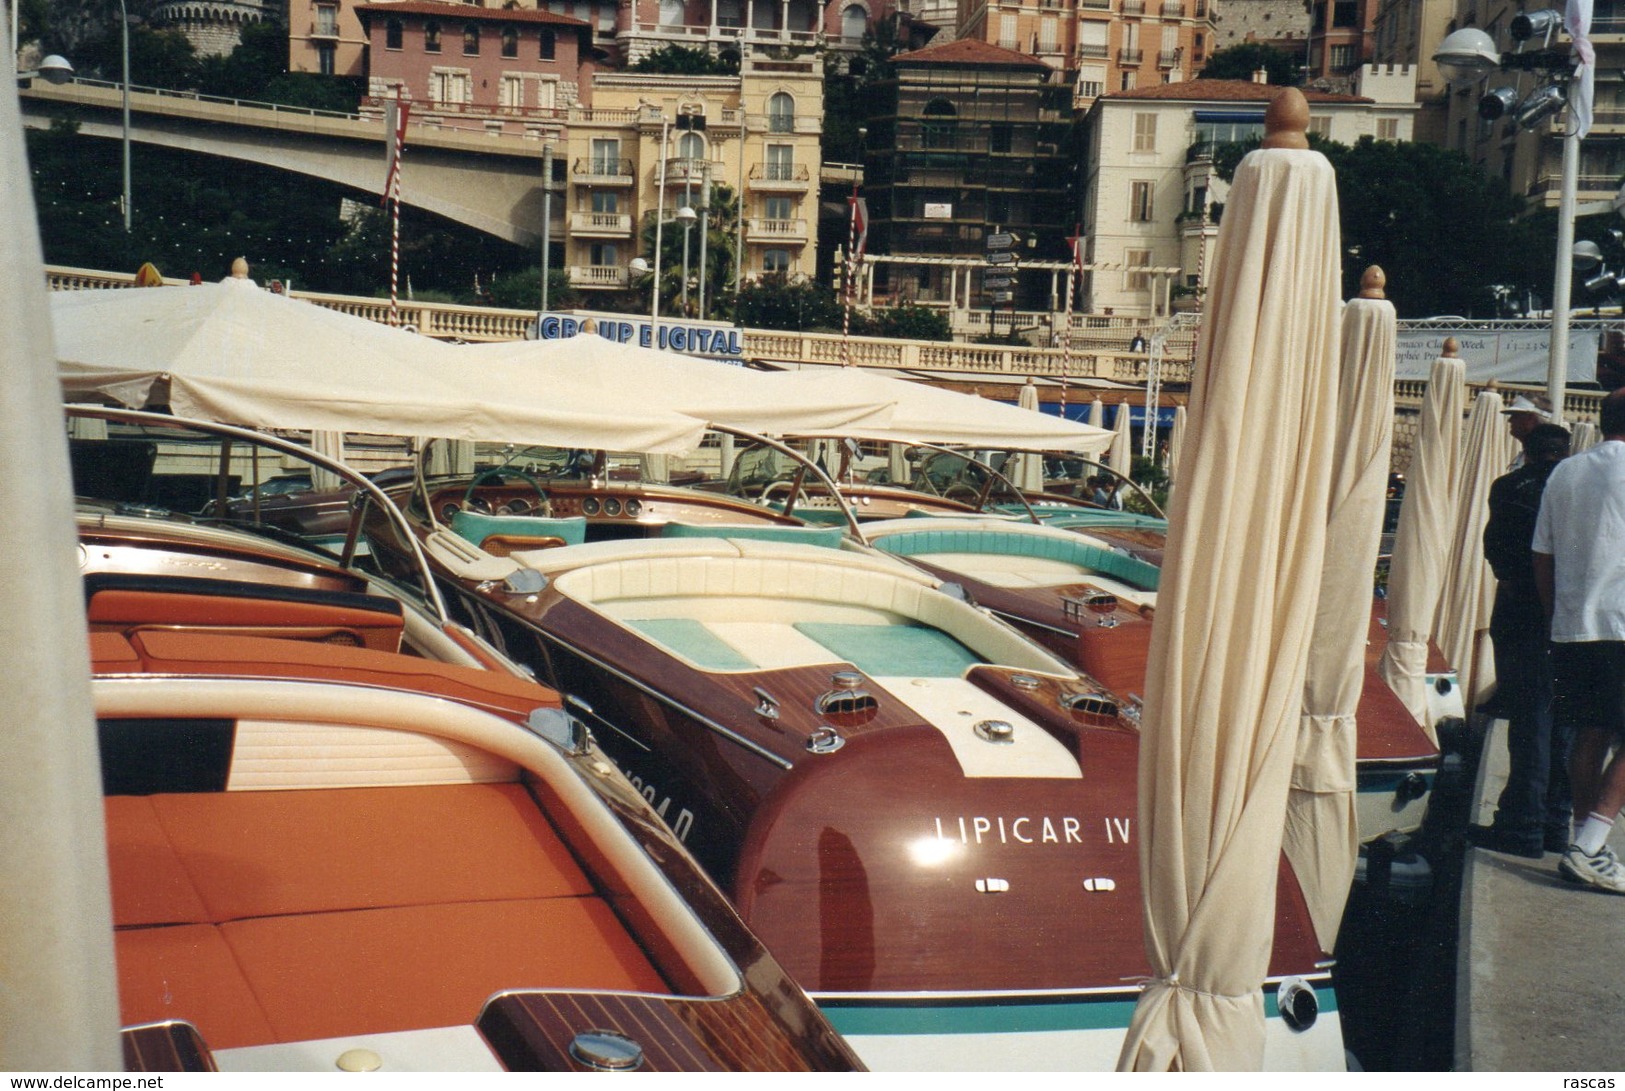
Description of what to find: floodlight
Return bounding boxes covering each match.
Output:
[1433,28,1501,87]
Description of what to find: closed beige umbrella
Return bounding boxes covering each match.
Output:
[1117,91,1343,1071]
[1109,401,1135,479]
[1571,419,1600,453]
[0,72,122,1068]
[1433,390,1516,709]
[1165,404,1187,490]
[1013,377,1045,491]
[309,430,345,492]
[1376,341,1466,738]
[1283,267,1396,952]
[1089,396,1105,429]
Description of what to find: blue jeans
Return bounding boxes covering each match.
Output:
[1489,583,1571,842]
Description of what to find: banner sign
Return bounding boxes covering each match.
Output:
[1396,329,1598,383]
[528,310,744,359]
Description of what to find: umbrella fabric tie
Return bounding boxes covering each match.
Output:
[1127,973,1255,1002]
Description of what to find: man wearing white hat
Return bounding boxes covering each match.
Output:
[1502,393,1553,470]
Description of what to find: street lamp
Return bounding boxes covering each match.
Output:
[1434,17,1576,417]
[629,204,696,347]
[679,203,695,317]
[116,0,130,232]
[539,141,553,315]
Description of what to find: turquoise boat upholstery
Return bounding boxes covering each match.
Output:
[626,619,758,670]
[871,526,1160,592]
[659,521,846,548]
[793,622,983,677]
[449,510,587,549]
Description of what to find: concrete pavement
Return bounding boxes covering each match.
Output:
[1456,717,1625,1070]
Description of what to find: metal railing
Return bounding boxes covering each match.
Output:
[748,162,811,183]
[1119,47,1143,64]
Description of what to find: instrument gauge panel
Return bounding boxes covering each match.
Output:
[603,497,623,517]
[581,497,601,516]
[624,499,642,517]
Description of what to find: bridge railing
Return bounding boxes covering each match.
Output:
[53,77,361,124]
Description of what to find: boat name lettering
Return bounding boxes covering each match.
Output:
[161,558,229,571]
[534,314,743,358]
[934,815,1086,845]
[621,767,695,843]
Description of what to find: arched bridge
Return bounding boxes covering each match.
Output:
[19,80,550,245]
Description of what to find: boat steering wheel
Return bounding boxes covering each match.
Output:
[461,467,552,517]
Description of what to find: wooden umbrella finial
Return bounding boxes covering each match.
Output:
[1262,87,1310,150]
[1359,266,1386,299]
[1442,336,1460,357]
[229,257,249,279]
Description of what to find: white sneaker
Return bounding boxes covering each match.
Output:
[1558,844,1625,894]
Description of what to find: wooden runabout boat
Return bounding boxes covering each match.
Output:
[361,457,1347,1070]
[71,409,861,1073]
[856,513,1445,842]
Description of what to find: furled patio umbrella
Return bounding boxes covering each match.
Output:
[0,71,121,1068]
[1089,396,1106,429]
[1165,404,1188,489]
[1117,90,1343,1071]
[1376,341,1466,737]
[1570,419,1599,453]
[1012,378,1045,491]
[1108,401,1135,479]
[1433,390,1516,709]
[1283,267,1396,952]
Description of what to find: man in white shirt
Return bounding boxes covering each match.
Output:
[1533,387,1625,892]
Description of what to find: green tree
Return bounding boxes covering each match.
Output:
[1197,43,1302,85]
[1213,134,1533,317]
[488,267,582,311]
[871,302,951,341]
[629,45,738,75]
[733,276,846,331]
[73,24,200,87]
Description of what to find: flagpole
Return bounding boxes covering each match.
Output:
[843,190,857,367]
[384,89,408,329]
[1061,226,1081,419]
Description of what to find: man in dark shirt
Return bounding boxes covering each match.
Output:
[1468,422,1572,857]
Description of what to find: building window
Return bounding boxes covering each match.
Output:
[998,13,1017,47]
[1329,43,1355,69]
[764,195,792,220]
[1039,16,1057,49]
[841,4,866,39]
[591,138,620,173]
[1077,64,1105,98]
[922,99,957,149]
[1377,117,1398,140]
[315,4,338,35]
[1130,180,1154,221]
[590,242,619,266]
[592,190,619,213]
[317,41,335,74]
[540,29,556,58]
[463,23,480,54]
[385,18,403,48]
[431,71,469,105]
[766,143,794,180]
[502,28,518,57]
[1120,70,1137,91]
[1126,248,1152,291]
[768,92,795,133]
[424,21,442,51]
[1308,114,1331,136]
[660,0,683,25]
[1133,112,1157,152]
[678,131,704,161]
[1333,0,1357,26]
[718,0,743,26]
[990,124,1012,153]
[500,75,523,107]
[764,249,791,272]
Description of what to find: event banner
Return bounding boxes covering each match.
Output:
[1395,328,1598,383]
[527,310,743,359]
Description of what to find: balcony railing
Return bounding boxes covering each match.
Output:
[746,217,808,239]
[1080,0,1112,8]
[748,162,811,184]
[573,156,635,183]
[1122,0,1145,12]
[569,211,633,235]
[1158,49,1181,66]
[568,265,631,288]
[1118,47,1143,64]
[660,157,721,185]
[1077,43,1110,57]
[1161,0,1183,13]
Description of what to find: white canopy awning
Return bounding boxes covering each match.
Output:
[53,283,708,454]
[465,336,898,439]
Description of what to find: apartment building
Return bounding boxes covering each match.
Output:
[858,38,1073,308]
[956,0,1217,109]
[1370,0,1455,141]
[1079,67,1418,316]
[1437,0,1625,212]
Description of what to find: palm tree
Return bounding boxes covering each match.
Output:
[632,182,739,320]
